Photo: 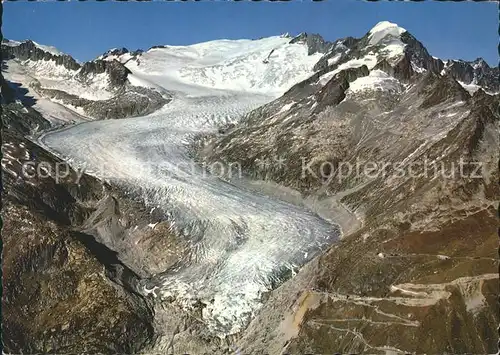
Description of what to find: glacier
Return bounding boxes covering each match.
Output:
[38,36,340,336]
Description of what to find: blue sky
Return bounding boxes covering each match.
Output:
[3,1,498,65]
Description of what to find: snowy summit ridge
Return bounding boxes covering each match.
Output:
[368,21,407,45]
[108,35,325,96]
[2,38,65,57]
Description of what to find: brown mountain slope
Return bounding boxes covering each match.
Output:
[199,50,499,353]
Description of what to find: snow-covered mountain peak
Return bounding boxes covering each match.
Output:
[3,39,169,121]
[101,47,129,58]
[3,39,65,57]
[368,21,407,45]
[30,40,65,57]
[311,20,497,94]
[365,21,408,63]
[472,57,489,69]
[122,35,323,96]
[98,47,144,63]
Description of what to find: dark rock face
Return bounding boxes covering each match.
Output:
[373,56,412,82]
[472,59,497,89]
[392,54,414,81]
[2,201,155,354]
[100,48,143,62]
[446,59,475,84]
[282,68,327,101]
[2,100,51,134]
[32,82,170,119]
[150,45,168,50]
[313,65,369,113]
[400,31,444,74]
[104,47,130,57]
[77,59,131,88]
[3,40,170,119]
[437,58,498,92]
[400,31,498,92]
[289,32,333,55]
[2,39,80,71]
[398,32,498,92]
[312,37,358,72]
[1,102,157,353]
[4,40,140,90]
[312,29,406,78]
[2,39,135,89]
[419,72,470,108]
[337,64,370,83]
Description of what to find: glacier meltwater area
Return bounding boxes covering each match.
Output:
[39,37,340,336]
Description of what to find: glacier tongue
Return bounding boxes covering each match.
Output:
[39,36,339,336]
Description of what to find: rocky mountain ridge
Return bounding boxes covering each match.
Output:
[312,22,498,92]
[2,39,170,120]
[196,21,499,353]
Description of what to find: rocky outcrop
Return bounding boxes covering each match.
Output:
[31,81,169,119]
[2,39,80,70]
[313,65,369,113]
[77,59,131,88]
[471,58,497,88]
[443,58,499,92]
[2,40,134,87]
[419,72,470,108]
[400,31,444,73]
[312,37,358,72]
[3,39,170,119]
[1,103,162,353]
[103,47,130,57]
[373,54,414,81]
[100,47,144,62]
[2,100,51,134]
[289,32,333,55]
[446,59,475,83]
[2,200,155,354]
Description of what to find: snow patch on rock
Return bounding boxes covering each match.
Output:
[458,81,481,95]
[368,21,407,63]
[347,69,402,94]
